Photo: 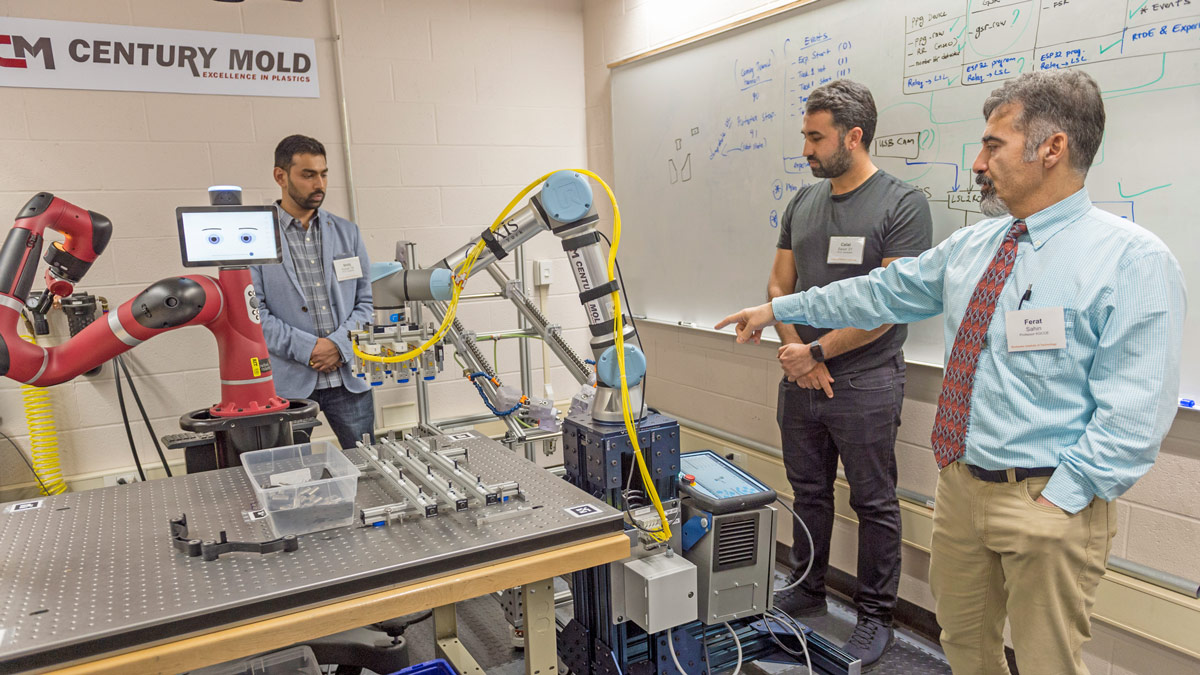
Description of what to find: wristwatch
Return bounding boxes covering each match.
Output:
[808,341,826,363]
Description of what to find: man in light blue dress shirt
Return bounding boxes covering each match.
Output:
[718,71,1186,674]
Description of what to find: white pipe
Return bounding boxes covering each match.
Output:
[328,0,359,223]
[538,284,553,398]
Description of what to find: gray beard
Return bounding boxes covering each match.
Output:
[979,189,1010,217]
[975,173,1010,217]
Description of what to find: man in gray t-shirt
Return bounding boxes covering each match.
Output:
[777,171,932,376]
[767,80,932,668]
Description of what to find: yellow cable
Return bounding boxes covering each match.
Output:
[351,171,557,366]
[572,169,673,543]
[19,333,68,496]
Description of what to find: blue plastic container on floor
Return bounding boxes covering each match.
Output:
[387,659,458,675]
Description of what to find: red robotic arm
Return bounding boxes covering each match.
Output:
[0,192,111,306]
[0,193,286,417]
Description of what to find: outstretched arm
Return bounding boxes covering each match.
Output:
[719,238,954,341]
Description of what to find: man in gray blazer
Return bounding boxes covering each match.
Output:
[251,134,374,448]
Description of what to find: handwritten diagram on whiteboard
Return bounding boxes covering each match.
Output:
[613,0,1198,400]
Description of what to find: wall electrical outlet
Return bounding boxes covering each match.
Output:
[723,448,746,465]
[535,259,553,287]
[103,472,140,487]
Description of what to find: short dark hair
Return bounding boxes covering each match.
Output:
[805,79,878,147]
[274,134,326,171]
[982,71,1105,175]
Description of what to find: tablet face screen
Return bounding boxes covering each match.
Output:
[177,206,282,267]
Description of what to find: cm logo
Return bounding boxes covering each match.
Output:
[0,35,55,69]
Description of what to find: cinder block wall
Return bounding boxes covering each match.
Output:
[0,0,591,486]
[582,1,1200,673]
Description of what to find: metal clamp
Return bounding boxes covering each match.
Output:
[502,279,524,300]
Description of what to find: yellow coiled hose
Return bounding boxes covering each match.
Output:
[20,333,67,495]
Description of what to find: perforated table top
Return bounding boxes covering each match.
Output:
[0,432,622,672]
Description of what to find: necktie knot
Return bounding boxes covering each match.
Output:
[1008,219,1027,240]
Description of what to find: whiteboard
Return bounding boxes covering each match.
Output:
[612,0,1199,401]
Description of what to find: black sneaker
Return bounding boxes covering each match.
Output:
[842,616,895,670]
[773,581,827,618]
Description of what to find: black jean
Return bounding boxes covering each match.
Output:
[306,386,376,450]
[777,356,905,623]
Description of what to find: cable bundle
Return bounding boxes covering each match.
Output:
[352,169,673,542]
[467,372,524,417]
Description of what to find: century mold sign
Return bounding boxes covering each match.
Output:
[0,17,318,97]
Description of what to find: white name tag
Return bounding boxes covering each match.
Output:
[827,236,865,264]
[334,256,363,281]
[1005,307,1066,352]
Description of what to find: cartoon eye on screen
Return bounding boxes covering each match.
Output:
[176,206,283,267]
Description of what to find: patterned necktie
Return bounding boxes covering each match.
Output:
[931,219,1028,468]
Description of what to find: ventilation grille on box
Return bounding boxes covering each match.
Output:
[714,514,758,572]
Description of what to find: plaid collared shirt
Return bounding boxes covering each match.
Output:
[280,208,342,390]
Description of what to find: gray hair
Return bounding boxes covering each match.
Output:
[982,70,1105,175]
[806,79,878,147]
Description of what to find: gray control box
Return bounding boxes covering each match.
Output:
[683,502,776,624]
[623,552,697,634]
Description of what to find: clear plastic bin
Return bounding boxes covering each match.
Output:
[188,645,320,675]
[240,441,360,537]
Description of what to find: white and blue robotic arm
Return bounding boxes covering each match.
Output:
[368,171,647,424]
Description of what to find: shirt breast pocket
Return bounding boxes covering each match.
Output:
[998,308,1075,379]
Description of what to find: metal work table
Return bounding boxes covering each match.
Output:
[0,432,628,674]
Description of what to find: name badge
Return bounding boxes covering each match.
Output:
[334,256,363,281]
[827,236,865,265]
[1005,307,1066,352]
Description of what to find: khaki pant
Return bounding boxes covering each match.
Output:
[930,461,1117,675]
